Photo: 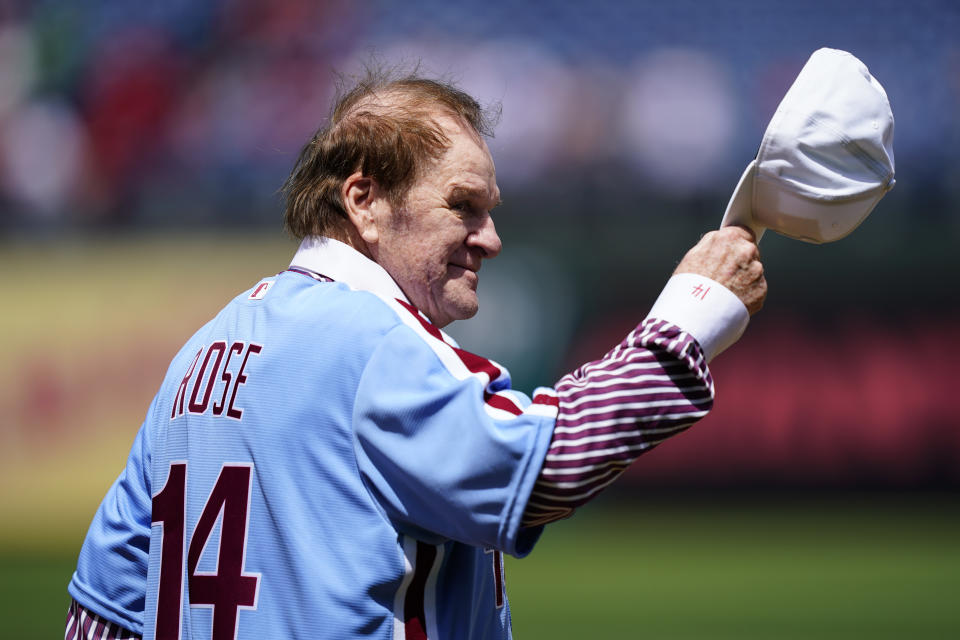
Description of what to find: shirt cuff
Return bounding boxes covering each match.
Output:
[646,273,749,362]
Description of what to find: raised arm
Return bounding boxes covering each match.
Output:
[523,227,766,525]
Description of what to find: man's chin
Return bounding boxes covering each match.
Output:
[434,297,479,327]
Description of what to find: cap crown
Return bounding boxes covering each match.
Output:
[760,47,895,201]
[722,48,896,244]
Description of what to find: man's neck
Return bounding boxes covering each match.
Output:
[325,222,373,260]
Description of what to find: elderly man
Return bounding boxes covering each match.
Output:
[66,71,765,639]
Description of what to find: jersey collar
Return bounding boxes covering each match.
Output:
[289,236,409,303]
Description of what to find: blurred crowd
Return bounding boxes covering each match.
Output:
[0,0,359,227]
[1,0,959,491]
[0,0,957,229]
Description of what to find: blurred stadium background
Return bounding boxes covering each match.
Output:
[1,0,958,637]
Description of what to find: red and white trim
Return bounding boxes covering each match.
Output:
[288,237,560,424]
[393,537,444,640]
[386,298,533,421]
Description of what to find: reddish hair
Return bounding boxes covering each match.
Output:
[282,68,498,239]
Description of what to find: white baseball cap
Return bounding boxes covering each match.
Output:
[721,48,896,243]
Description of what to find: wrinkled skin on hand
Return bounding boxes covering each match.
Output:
[675,226,767,315]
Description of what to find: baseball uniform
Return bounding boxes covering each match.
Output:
[68,237,747,639]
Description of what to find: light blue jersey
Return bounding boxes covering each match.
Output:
[69,237,559,639]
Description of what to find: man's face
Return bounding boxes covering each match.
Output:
[373,115,502,328]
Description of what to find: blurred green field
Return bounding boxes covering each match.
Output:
[506,494,960,639]
[5,494,958,639]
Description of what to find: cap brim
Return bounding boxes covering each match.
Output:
[720,160,765,242]
[751,177,885,244]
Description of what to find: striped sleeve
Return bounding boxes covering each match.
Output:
[65,599,141,640]
[522,318,713,526]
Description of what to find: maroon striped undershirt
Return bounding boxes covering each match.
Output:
[65,599,140,640]
[522,318,713,526]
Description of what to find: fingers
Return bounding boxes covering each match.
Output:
[743,264,767,315]
[720,224,757,244]
[675,228,768,315]
[730,233,759,265]
[737,224,758,244]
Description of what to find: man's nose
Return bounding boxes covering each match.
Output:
[470,214,502,259]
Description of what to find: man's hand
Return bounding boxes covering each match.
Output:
[675,226,767,315]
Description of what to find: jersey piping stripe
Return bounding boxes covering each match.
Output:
[284,266,334,282]
[288,268,541,426]
[371,293,558,421]
[423,543,445,640]
[486,391,525,416]
[532,391,559,407]
[403,541,433,640]
[287,270,522,420]
[388,298,528,418]
[394,537,443,640]
[392,539,417,640]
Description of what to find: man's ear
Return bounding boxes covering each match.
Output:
[341,171,383,246]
